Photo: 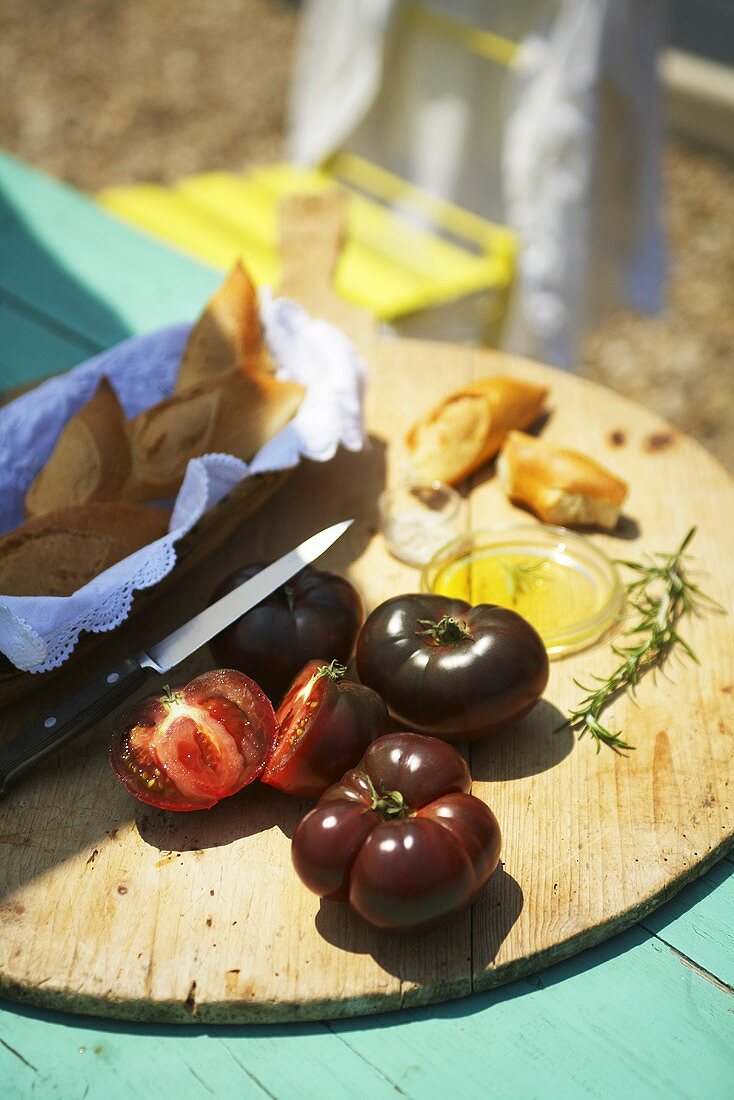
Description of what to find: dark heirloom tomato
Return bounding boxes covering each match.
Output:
[356,594,549,741]
[208,564,363,703]
[262,660,390,798]
[109,670,276,811]
[291,733,501,931]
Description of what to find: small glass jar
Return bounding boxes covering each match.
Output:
[379,480,461,566]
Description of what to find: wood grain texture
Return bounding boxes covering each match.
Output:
[0,191,732,1025]
[2,866,733,1099]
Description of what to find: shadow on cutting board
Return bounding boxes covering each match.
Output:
[471,699,575,782]
[235,436,387,579]
[135,783,304,852]
[314,865,523,987]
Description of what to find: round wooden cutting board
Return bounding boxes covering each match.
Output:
[0,197,732,1023]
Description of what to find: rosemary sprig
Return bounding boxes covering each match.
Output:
[560,528,723,753]
[500,558,545,603]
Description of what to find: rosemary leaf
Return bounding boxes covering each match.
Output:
[558,528,723,753]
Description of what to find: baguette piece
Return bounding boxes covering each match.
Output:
[406,376,548,486]
[25,377,131,518]
[128,368,305,501]
[0,503,171,597]
[175,261,276,392]
[497,431,628,530]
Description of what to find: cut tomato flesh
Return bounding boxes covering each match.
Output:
[110,671,276,811]
[119,722,178,799]
[202,695,249,741]
[155,702,244,801]
[269,667,324,770]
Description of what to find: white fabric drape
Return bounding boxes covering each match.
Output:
[287,0,665,369]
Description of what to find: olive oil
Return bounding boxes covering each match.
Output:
[423,525,624,657]
[431,548,603,641]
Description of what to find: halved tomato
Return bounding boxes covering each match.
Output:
[109,670,276,810]
[261,660,390,799]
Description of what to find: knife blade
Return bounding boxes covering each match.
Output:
[0,519,353,796]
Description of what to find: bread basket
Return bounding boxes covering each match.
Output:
[0,193,370,705]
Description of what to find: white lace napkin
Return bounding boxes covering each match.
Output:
[0,293,366,674]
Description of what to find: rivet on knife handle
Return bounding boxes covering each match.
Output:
[0,655,151,797]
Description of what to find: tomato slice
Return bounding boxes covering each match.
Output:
[261,660,391,799]
[266,663,327,774]
[110,670,276,811]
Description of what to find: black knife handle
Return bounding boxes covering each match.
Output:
[0,655,152,797]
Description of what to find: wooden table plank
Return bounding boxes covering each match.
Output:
[2,863,733,1100]
[328,930,734,1100]
[0,1009,402,1100]
[0,151,219,345]
[0,296,98,392]
[641,859,734,987]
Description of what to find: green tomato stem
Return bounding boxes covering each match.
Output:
[315,660,347,682]
[416,615,473,646]
[365,774,409,820]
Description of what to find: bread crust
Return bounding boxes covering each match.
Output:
[175,261,276,392]
[25,377,132,518]
[498,431,628,529]
[6,262,305,600]
[0,503,171,597]
[406,376,548,485]
[127,369,305,500]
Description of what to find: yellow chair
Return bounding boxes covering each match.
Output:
[99,10,518,343]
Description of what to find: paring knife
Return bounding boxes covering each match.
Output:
[0,519,353,797]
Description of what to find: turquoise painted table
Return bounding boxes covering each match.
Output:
[0,153,732,1099]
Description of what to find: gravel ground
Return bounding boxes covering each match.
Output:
[580,142,734,473]
[1,0,732,471]
[0,0,298,188]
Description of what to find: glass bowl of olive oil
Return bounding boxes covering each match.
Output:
[421,524,624,658]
